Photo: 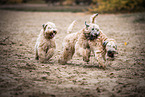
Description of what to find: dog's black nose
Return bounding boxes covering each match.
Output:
[107,50,114,58]
[53,30,57,34]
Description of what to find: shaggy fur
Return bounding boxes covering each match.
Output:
[59,13,117,68]
[103,38,118,58]
[76,28,109,67]
[58,13,101,64]
[35,22,57,63]
[58,29,82,64]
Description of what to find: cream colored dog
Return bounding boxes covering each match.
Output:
[103,38,118,59]
[35,22,57,63]
[58,13,102,64]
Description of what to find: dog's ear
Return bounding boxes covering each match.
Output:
[103,41,108,47]
[85,21,89,28]
[42,24,47,31]
[115,45,117,50]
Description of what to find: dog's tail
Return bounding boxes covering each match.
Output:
[90,13,98,23]
[67,20,77,33]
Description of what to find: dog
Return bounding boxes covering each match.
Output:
[75,21,109,67]
[35,22,57,63]
[59,13,117,68]
[58,26,81,64]
[103,38,118,59]
[58,13,101,64]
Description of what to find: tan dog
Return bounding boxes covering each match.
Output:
[35,22,57,63]
[58,13,101,64]
[103,38,118,59]
[58,28,81,64]
[76,23,109,67]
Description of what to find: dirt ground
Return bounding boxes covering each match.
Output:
[0,10,145,97]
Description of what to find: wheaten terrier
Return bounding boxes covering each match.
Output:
[58,13,100,64]
[58,21,82,64]
[103,38,118,58]
[59,13,117,68]
[35,22,57,63]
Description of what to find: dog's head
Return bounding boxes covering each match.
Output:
[103,39,118,58]
[42,22,58,39]
[83,13,100,40]
[83,21,100,40]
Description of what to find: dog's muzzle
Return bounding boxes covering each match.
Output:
[53,30,57,34]
[85,30,100,40]
[50,30,57,38]
[49,33,55,38]
[91,30,100,39]
[107,50,115,58]
[45,30,57,39]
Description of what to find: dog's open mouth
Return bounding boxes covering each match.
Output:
[49,32,55,38]
[49,30,57,38]
[85,31,100,40]
[50,33,54,37]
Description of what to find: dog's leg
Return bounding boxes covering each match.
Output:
[82,48,91,63]
[46,48,55,60]
[94,51,106,68]
[75,47,90,62]
[75,39,91,63]
[35,43,39,60]
[59,45,75,64]
[38,48,46,63]
[102,51,106,61]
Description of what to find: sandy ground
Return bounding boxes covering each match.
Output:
[0,10,145,97]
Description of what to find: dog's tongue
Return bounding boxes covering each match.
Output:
[51,33,54,38]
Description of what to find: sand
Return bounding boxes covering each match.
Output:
[0,10,145,97]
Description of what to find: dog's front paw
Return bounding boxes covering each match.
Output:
[39,58,46,63]
[58,59,66,65]
[83,57,90,63]
[35,56,39,60]
[99,63,106,69]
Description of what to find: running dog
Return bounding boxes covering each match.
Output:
[35,22,57,63]
[103,38,118,59]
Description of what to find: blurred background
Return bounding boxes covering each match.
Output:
[0,0,145,13]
